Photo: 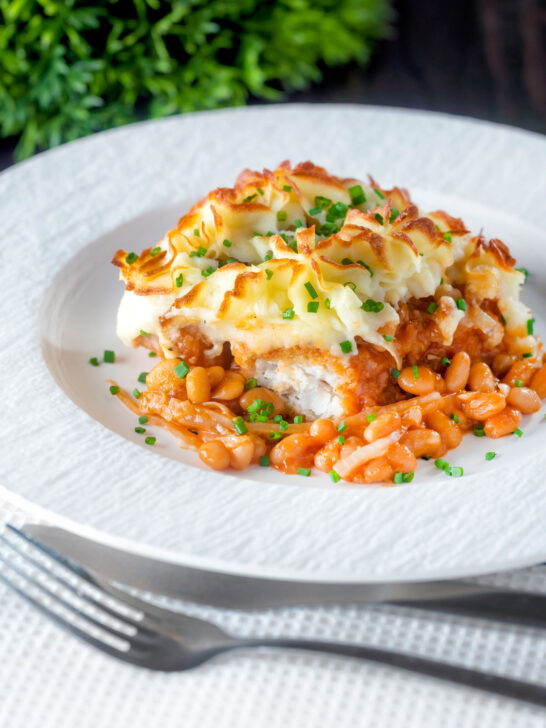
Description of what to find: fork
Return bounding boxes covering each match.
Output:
[0,525,545,707]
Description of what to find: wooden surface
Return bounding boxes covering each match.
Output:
[1,0,544,172]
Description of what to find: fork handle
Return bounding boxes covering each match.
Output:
[234,639,546,707]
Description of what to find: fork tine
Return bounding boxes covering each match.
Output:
[0,534,148,631]
[0,551,155,648]
[0,568,156,669]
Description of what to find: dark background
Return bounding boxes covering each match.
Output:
[1,0,544,173]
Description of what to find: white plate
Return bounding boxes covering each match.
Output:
[2,104,546,582]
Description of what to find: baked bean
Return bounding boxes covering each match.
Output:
[145,358,187,398]
[425,410,463,451]
[398,366,437,395]
[457,392,506,421]
[386,442,417,473]
[340,435,364,460]
[270,433,319,474]
[400,429,442,458]
[239,386,286,414]
[228,436,255,470]
[484,407,521,438]
[207,366,225,388]
[468,362,496,392]
[211,371,245,400]
[186,366,211,404]
[497,382,510,397]
[401,406,422,429]
[503,360,536,387]
[445,352,471,392]
[364,412,402,443]
[309,418,338,443]
[361,457,394,484]
[314,439,342,472]
[530,365,546,398]
[448,406,472,431]
[492,353,513,378]
[198,440,230,470]
[250,435,267,462]
[507,386,542,414]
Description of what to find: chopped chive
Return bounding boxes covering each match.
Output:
[309,207,322,216]
[258,188,264,195]
[134,426,146,434]
[515,267,529,280]
[514,379,524,387]
[315,195,332,209]
[307,301,319,313]
[132,388,141,399]
[125,252,138,265]
[244,378,257,390]
[393,472,404,484]
[103,350,115,363]
[440,277,444,284]
[282,307,295,320]
[150,246,162,256]
[232,416,248,435]
[242,194,257,203]
[446,465,463,477]
[286,238,297,252]
[326,202,348,221]
[522,352,533,358]
[348,184,366,206]
[259,456,271,467]
[485,451,496,461]
[513,427,523,437]
[190,245,207,257]
[344,281,357,291]
[449,413,459,423]
[361,299,384,313]
[279,420,289,432]
[403,472,414,482]
[324,298,331,310]
[137,371,148,383]
[435,458,449,471]
[329,469,341,483]
[109,385,119,395]
[374,212,384,225]
[389,208,400,223]
[202,265,215,277]
[443,232,452,243]
[273,414,282,423]
[501,314,507,326]
[264,251,273,261]
[174,361,190,379]
[337,422,347,433]
[175,272,184,287]
[527,318,535,335]
[412,365,419,379]
[340,340,352,354]
[294,218,302,228]
[89,357,99,366]
[252,232,261,237]
[304,281,318,299]
[193,228,200,237]
[341,257,354,265]
[138,415,148,424]
[317,222,340,236]
[358,260,374,277]
[269,431,283,440]
[427,302,438,314]
[294,415,304,424]
[366,413,376,423]
[297,467,311,477]
[149,351,157,357]
[383,334,393,342]
[473,425,485,437]
[442,357,451,367]
[145,436,156,445]
[391,368,401,379]
[283,184,292,192]
[276,210,287,222]
[247,398,265,414]
[338,435,345,445]
[373,187,385,199]
[265,269,273,280]
[455,298,466,311]
[222,239,232,248]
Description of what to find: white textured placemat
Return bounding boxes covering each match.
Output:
[1,498,545,728]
